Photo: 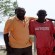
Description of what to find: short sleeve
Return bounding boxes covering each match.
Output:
[49,21,55,34]
[29,19,35,35]
[4,19,12,34]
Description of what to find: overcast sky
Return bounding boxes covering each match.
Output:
[18,0,55,18]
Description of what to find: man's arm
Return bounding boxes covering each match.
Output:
[49,21,55,52]
[29,19,35,41]
[29,19,35,35]
[4,19,12,53]
[49,20,55,39]
[47,18,55,21]
[4,33,9,46]
[4,33,9,50]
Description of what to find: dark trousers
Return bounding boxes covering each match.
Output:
[7,46,32,55]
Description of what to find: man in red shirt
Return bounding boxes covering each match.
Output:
[29,10,54,55]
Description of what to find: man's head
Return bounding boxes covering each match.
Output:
[15,7,26,21]
[37,9,47,23]
[37,9,47,18]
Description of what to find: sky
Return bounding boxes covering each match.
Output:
[18,0,55,18]
[0,0,55,45]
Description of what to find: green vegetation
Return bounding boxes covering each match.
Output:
[0,0,18,17]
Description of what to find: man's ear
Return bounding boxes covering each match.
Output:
[45,14,47,16]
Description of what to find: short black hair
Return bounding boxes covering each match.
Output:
[37,9,47,16]
[15,7,26,15]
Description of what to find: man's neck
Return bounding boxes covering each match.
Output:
[37,18,46,23]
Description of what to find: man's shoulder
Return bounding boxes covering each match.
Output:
[25,16,37,24]
[5,16,15,24]
[7,16,15,21]
[25,16,37,21]
[45,18,54,25]
[9,16,15,20]
[29,17,37,22]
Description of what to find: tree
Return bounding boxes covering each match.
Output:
[0,0,18,17]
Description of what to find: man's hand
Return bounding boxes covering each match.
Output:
[4,33,12,53]
[29,35,34,45]
[6,45,12,53]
